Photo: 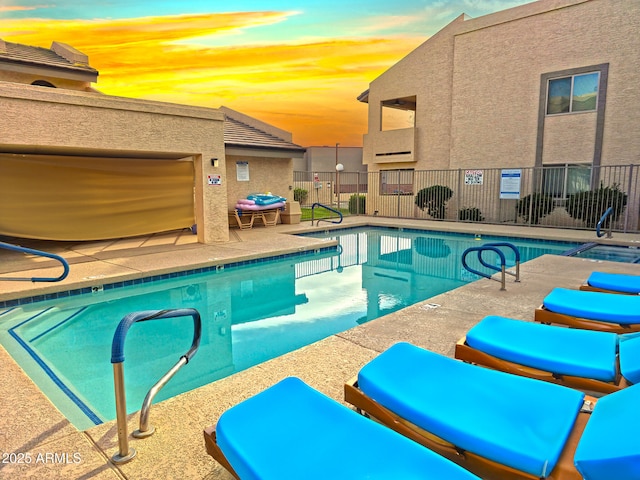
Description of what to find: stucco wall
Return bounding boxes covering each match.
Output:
[0,70,92,91]
[364,19,460,172]
[364,0,640,171]
[225,155,293,211]
[450,0,639,169]
[0,82,228,243]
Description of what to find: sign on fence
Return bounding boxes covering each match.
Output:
[464,170,483,185]
[500,169,521,199]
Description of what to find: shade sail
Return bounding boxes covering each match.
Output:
[0,154,194,240]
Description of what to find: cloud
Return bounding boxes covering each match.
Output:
[0,11,421,145]
[0,4,38,12]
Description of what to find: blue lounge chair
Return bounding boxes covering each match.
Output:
[456,315,640,393]
[203,376,480,480]
[580,271,640,295]
[345,342,640,480]
[535,287,640,332]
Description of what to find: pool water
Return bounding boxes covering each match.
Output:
[571,244,640,263]
[0,227,578,429]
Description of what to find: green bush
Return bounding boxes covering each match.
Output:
[516,193,555,225]
[293,188,308,204]
[415,237,451,258]
[348,194,366,214]
[415,185,453,219]
[458,207,484,222]
[566,183,627,228]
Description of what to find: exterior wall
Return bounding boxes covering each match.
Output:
[301,146,365,173]
[450,0,638,169]
[0,69,92,91]
[0,81,228,243]
[363,0,640,171]
[225,154,293,211]
[364,18,460,173]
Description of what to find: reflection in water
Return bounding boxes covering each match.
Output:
[5,227,575,428]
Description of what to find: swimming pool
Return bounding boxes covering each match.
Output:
[0,227,578,429]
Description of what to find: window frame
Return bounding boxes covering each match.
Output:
[379,168,414,195]
[541,163,592,200]
[546,72,600,116]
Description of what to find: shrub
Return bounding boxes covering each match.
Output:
[348,194,366,214]
[565,183,627,228]
[415,237,451,258]
[415,185,453,219]
[458,207,484,222]
[293,188,308,204]
[516,193,555,225]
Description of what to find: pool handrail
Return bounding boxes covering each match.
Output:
[596,206,614,238]
[0,241,69,282]
[110,308,202,464]
[477,242,521,283]
[461,242,521,290]
[310,202,343,226]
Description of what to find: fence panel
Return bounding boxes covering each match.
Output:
[294,164,639,232]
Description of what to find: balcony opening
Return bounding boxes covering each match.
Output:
[381,96,416,131]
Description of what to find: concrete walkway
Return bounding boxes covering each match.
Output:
[1,218,639,479]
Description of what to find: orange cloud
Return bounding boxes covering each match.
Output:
[0,13,422,146]
[0,5,40,12]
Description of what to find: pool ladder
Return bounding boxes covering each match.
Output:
[596,206,614,238]
[310,202,343,226]
[461,242,521,291]
[110,308,202,464]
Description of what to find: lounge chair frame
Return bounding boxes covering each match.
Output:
[534,306,640,333]
[579,284,638,295]
[203,425,241,479]
[454,336,629,395]
[344,376,593,480]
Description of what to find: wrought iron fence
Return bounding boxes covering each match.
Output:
[294,164,640,232]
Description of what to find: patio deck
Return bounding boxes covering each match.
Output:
[1,217,639,479]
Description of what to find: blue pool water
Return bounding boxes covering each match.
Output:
[0,227,578,429]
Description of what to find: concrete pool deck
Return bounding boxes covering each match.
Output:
[1,217,639,479]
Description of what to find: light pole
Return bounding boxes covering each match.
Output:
[336,162,344,211]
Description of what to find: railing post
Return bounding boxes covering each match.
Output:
[110,308,201,464]
[112,362,136,464]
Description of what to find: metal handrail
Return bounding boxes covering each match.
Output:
[461,242,521,290]
[0,241,69,282]
[310,202,343,226]
[478,242,521,283]
[596,206,614,238]
[110,308,202,464]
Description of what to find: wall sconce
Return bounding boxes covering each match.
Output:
[211,158,219,167]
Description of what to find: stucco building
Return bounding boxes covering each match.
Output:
[0,39,303,244]
[359,0,640,228]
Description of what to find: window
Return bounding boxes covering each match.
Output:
[542,164,591,199]
[547,72,599,115]
[380,169,414,195]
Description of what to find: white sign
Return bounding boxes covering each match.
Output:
[464,170,483,185]
[207,174,221,186]
[236,161,249,181]
[500,169,521,199]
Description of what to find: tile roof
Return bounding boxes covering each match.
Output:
[0,40,97,74]
[224,115,305,152]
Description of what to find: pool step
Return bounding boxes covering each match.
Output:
[1,306,88,343]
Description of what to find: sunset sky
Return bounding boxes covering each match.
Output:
[1,1,531,146]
